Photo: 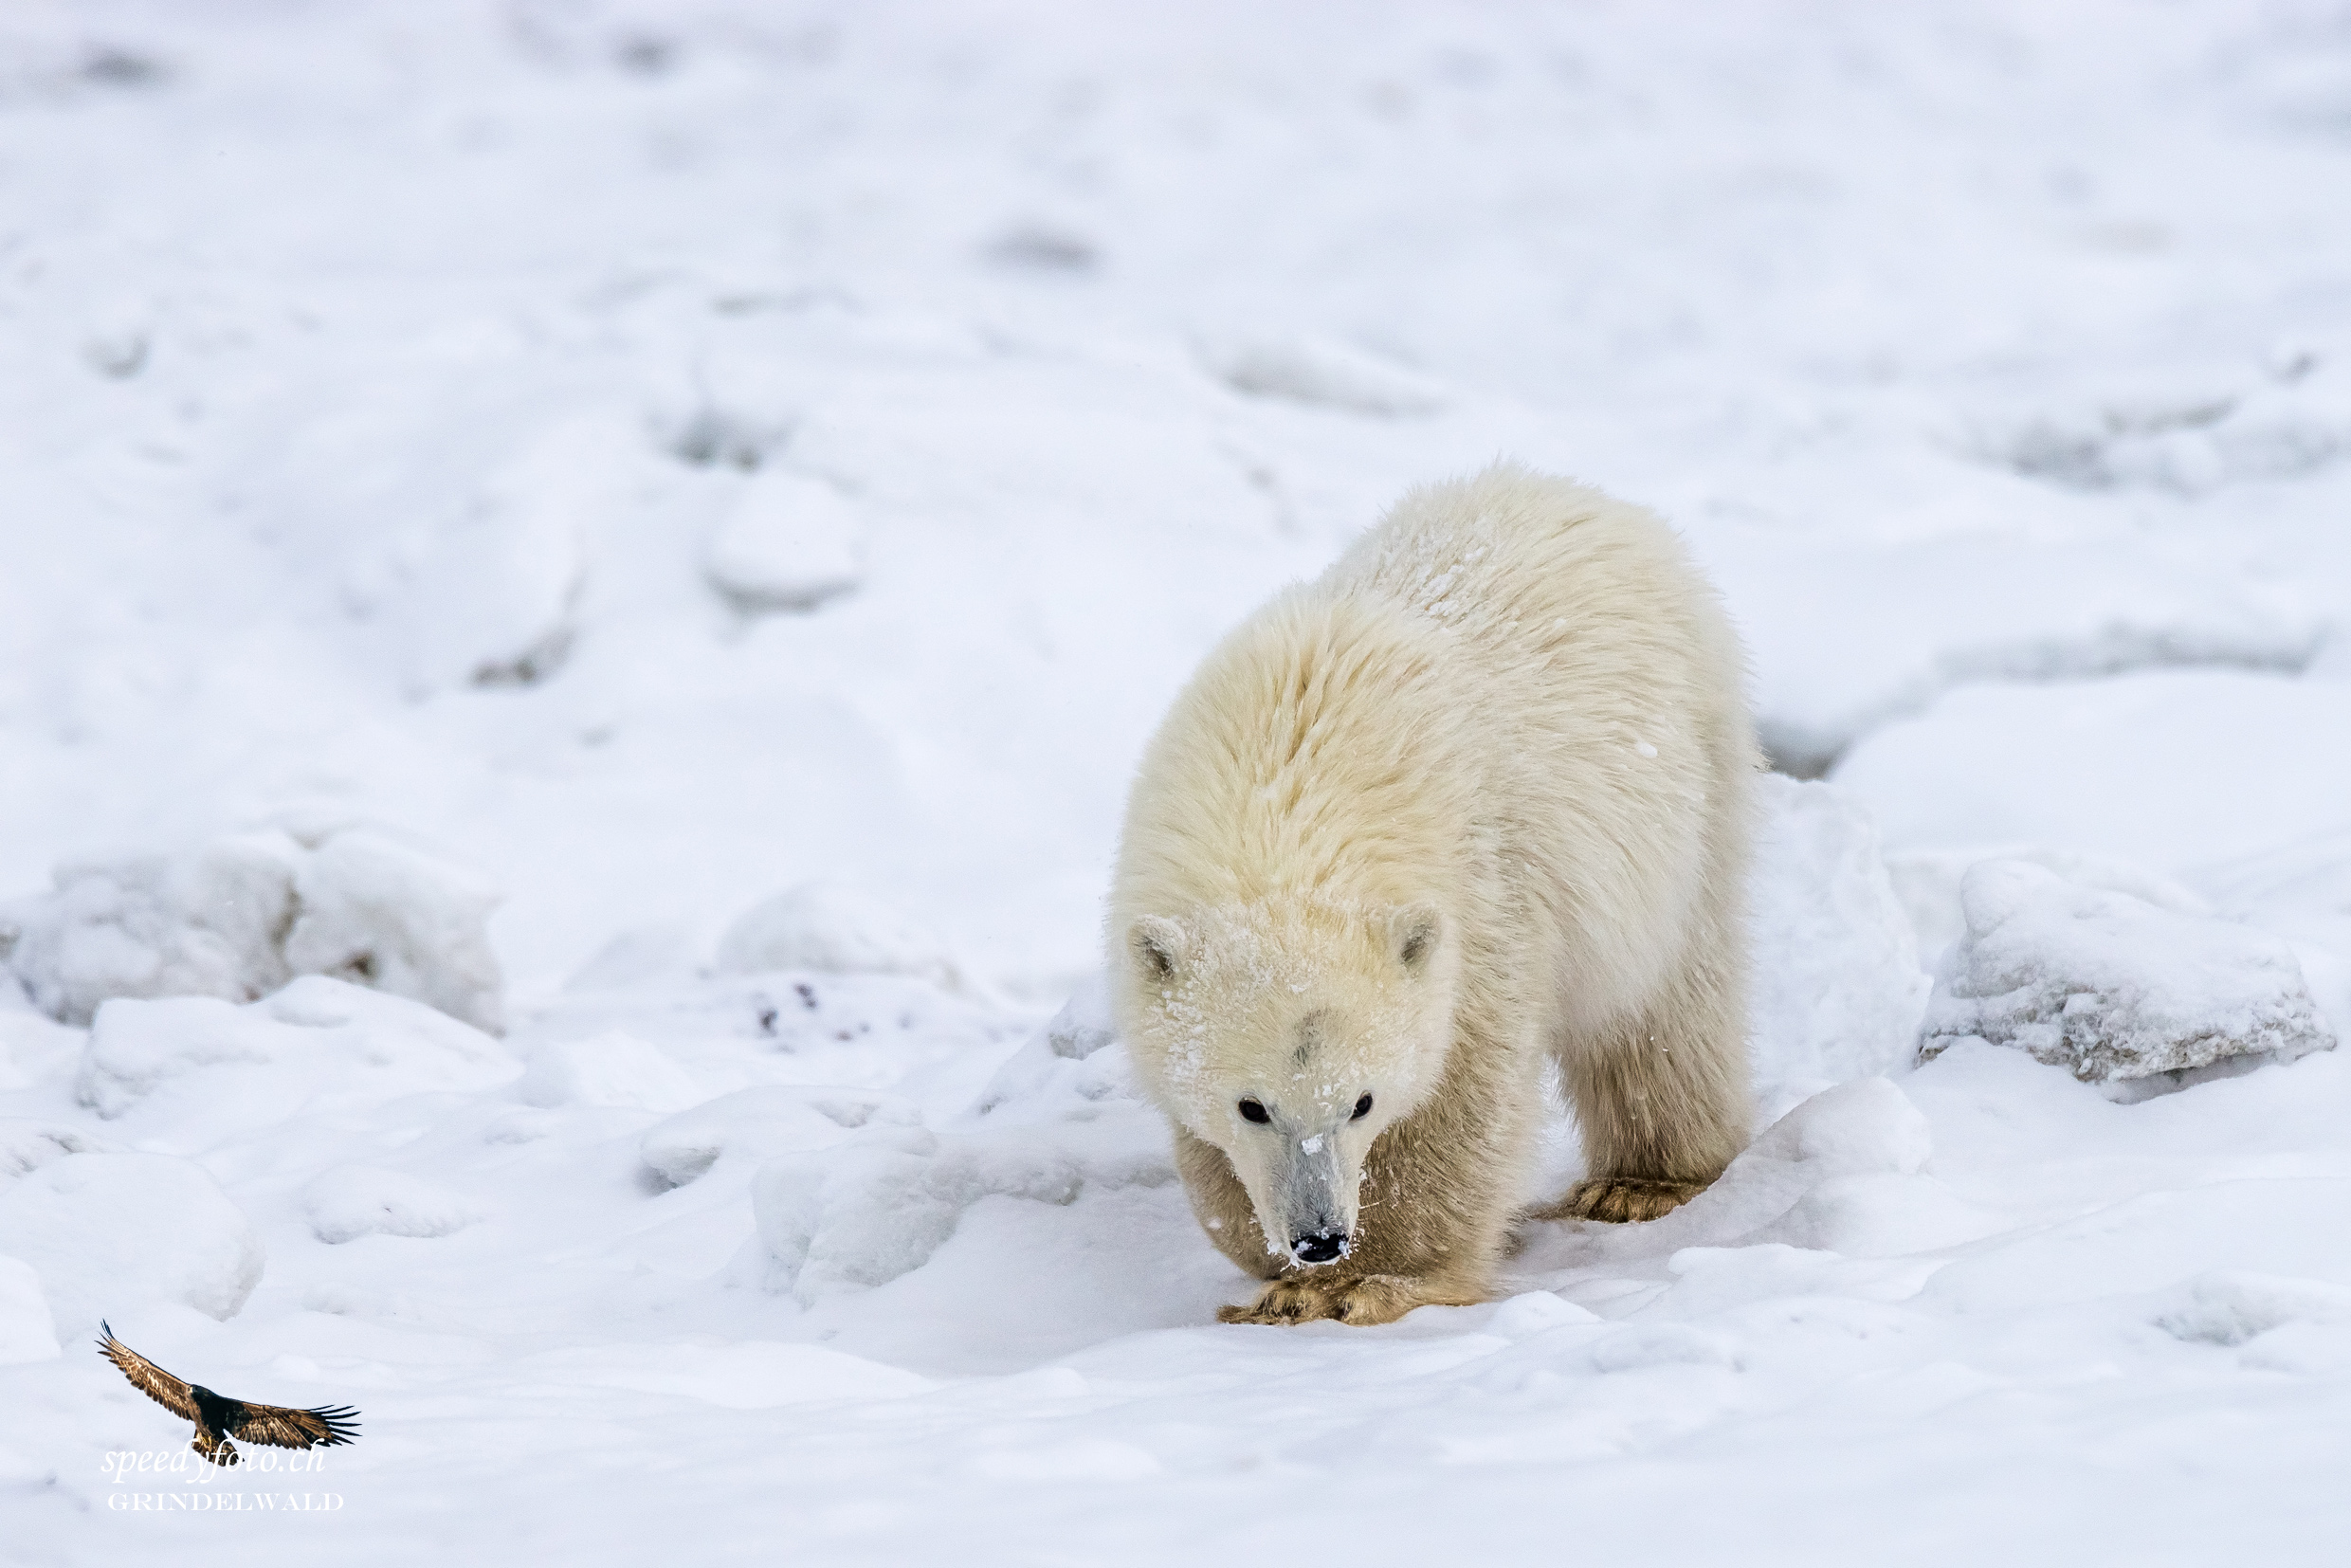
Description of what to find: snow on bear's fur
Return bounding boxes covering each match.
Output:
[1109,465,1758,1326]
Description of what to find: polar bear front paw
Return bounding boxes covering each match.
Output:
[1217,1278,1336,1325]
[1217,1273,1481,1327]
[1553,1176,1705,1224]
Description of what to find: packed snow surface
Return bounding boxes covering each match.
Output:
[6,2,2351,1563]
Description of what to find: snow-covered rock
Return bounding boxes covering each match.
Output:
[304,1165,485,1244]
[282,830,506,1033]
[0,831,301,1027]
[76,977,515,1128]
[1918,861,2336,1099]
[2,827,505,1031]
[714,883,962,992]
[0,1152,264,1331]
[516,1030,702,1112]
[1746,777,1933,1106]
[0,1254,59,1365]
[702,473,867,612]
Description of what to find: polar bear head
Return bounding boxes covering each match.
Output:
[1115,895,1457,1267]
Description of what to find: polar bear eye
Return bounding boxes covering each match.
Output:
[1352,1093,1374,1121]
[1237,1099,1270,1124]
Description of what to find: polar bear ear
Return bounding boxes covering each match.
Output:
[1129,917,1189,983]
[1393,905,1441,975]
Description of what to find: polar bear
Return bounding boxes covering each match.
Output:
[1108,464,1756,1326]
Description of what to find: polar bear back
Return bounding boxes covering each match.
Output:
[1115,463,1753,1040]
[1335,465,1751,1019]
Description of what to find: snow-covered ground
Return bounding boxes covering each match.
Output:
[5,1,2351,1560]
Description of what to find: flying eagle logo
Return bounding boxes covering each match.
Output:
[99,1322,361,1467]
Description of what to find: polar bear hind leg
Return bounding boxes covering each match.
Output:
[1544,953,1749,1224]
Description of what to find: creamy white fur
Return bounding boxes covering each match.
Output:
[1109,464,1757,1324]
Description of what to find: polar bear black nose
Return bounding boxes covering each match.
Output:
[1291,1229,1348,1265]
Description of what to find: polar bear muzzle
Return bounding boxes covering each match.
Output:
[1268,1124,1352,1266]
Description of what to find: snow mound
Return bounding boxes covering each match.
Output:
[563,923,695,993]
[753,1040,1170,1304]
[1529,1078,1945,1267]
[1038,973,1117,1060]
[702,473,867,612]
[1918,861,2336,1099]
[0,1119,112,1180]
[1195,334,1450,416]
[2155,1269,2351,1347]
[0,1152,264,1331]
[1884,846,2208,969]
[359,416,617,691]
[1740,1077,1934,1180]
[2,827,505,1031]
[714,883,962,992]
[0,1254,59,1365]
[77,977,514,1128]
[1747,777,1932,1104]
[517,1030,702,1112]
[972,973,1119,1114]
[753,1118,1174,1305]
[1969,374,2351,495]
[639,1085,919,1190]
[304,1164,484,1244]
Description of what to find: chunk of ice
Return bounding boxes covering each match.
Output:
[1918,860,2335,1099]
